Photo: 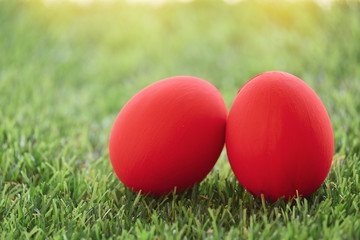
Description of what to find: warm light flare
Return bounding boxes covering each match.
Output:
[42,0,339,9]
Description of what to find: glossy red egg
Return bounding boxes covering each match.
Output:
[226,71,334,201]
[109,76,227,195]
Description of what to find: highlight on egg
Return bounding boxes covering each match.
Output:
[226,71,334,201]
[109,76,227,195]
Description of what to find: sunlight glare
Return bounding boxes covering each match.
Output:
[42,0,338,10]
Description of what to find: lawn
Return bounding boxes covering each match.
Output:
[0,0,359,239]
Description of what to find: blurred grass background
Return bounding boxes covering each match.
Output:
[0,0,360,239]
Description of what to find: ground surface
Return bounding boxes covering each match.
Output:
[0,0,359,239]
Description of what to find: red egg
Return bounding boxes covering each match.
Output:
[109,76,227,195]
[226,71,334,201]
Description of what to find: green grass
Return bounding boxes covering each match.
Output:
[1,0,360,239]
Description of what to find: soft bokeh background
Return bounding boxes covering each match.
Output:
[0,0,359,239]
[2,0,359,165]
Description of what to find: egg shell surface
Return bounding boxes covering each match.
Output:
[109,76,227,195]
[226,71,334,201]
